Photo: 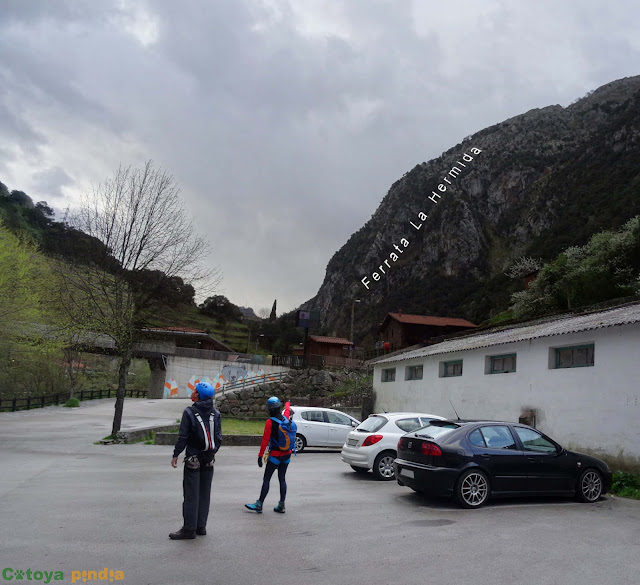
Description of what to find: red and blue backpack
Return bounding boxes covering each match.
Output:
[269,415,298,454]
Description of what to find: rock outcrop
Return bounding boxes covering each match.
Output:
[303,76,640,341]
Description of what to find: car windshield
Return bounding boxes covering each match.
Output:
[355,416,387,433]
[415,421,459,440]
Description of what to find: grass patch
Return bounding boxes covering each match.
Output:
[94,433,116,444]
[143,431,156,445]
[482,310,515,327]
[611,471,640,499]
[221,418,265,435]
[128,431,157,444]
[64,397,80,408]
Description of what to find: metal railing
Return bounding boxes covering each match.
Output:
[0,389,148,412]
[272,354,364,369]
[216,371,288,396]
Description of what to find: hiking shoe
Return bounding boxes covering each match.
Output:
[245,500,263,513]
[274,501,285,513]
[169,528,196,540]
[196,527,206,536]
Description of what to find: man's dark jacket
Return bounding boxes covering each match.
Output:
[173,397,222,459]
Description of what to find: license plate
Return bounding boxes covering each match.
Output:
[400,468,414,479]
[347,438,358,446]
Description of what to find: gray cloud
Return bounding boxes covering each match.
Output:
[0,0,638,312]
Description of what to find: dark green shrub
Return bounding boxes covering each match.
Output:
[611,471,640,500]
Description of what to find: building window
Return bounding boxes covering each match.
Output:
[439,360,462,378]
[381,368,396,382]
[489,353,517,374]
[553,344,594,369]
[405,365,423,380]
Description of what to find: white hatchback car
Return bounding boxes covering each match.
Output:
[341,412,445,480]
[290,406,360,453]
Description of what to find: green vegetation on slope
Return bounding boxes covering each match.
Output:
[510,216,640,319]
[611,471,640,500]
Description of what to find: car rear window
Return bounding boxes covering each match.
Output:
[356,416,388,433]
[395,417,422,432]
[415,421,459,440]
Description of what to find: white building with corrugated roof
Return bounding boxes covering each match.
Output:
[370,302,640,467]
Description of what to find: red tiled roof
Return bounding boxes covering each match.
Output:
[308,335,353,345]
[387,313,477,328]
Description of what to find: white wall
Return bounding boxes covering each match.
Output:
[164,356,289,398]
[374,323,640,462]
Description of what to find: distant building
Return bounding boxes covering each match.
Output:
[302,335,361,367]
[379,312,477,351]
[306,335,352,357]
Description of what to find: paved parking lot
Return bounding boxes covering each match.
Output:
[1,399,640,585]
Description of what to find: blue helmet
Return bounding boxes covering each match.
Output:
[266,396,281,409]
[195,382,215,398]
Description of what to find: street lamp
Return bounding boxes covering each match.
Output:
[350,299,361,348]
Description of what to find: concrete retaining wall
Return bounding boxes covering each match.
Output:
[161,356,289,399]
[116,424,179,443]
[155,432,262,446]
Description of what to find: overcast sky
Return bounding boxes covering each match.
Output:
[1,1,638,313]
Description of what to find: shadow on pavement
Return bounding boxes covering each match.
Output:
[394,490,612,510]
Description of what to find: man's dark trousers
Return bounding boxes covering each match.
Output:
[183,466,214,530]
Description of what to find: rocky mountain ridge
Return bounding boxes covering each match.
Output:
[304,75,640,343]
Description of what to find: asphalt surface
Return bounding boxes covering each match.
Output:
[1,399,640,585]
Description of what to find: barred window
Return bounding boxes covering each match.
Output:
[381,368,396,382]
[405,365,423,380]
[489,354,517,374]
[440,360,462,378]
[554,344,594,368]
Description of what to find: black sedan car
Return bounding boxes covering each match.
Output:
[394,420,612,508]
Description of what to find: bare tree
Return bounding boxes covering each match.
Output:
[257,307,271,320]
[58,161,220,435]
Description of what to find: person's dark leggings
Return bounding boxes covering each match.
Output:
[259,456,289,502]
[183,466,214,530]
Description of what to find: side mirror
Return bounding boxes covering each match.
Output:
[556,445,565,455]
[351,420,358,427]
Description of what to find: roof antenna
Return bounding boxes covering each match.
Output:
[449,399,461,421]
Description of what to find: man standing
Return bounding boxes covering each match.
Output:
[170,382,222,540]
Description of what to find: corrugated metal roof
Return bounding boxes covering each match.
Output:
[374,303,640,365]
[385,313,477,328]
[308,335,353,345]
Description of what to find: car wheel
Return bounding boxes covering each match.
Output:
[576,468,603,503]
[295,434,306,453]
[410,487,424,494]
[351,466,368,474]
[455,469,490,509]
[373,451,396,481]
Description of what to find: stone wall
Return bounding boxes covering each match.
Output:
[215,367,373,419]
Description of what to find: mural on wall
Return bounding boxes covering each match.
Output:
[221,365,247,383]
[164,367,269,398]
[163,378,179,398]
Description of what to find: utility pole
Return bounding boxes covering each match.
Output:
[350,299,361,347]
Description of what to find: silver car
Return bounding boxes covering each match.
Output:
[290,406,360,452]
